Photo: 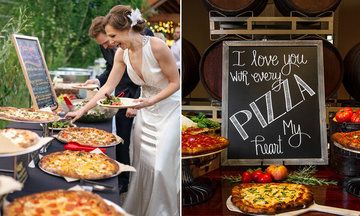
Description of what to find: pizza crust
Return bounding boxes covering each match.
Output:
[39,150,119,180]
[0,129,39,148]
[4,190,123,216]
[57,127,118,147]
[0,107,59,123]
[231,183,314,215]
[331,131,360,151]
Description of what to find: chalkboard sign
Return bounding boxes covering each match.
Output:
[11,34,57,110]
[221,40,327,165]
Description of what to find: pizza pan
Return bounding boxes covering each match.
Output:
[55,127,123,148]
[72,83,99,90]
[182,147,227,160]
[38,156,123,180]
[0,137,53,157]
[97,97,140,109]
[104,199,128,215]
[0,115,60,124]
[332,141,360,154]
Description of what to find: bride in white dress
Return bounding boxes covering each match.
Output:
[66,5,180,216]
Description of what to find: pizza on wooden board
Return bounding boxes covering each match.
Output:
[331,131,360,151]
[182,127,229,156]
[0,107,59,122]
[4,190,123,216]
[231,183,314,215]
[57,127,118,147]
[39,150,119,180]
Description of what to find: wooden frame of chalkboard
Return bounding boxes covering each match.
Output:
[11,34,57,110]
[221,40,327,165]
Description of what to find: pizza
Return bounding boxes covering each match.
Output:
[0,129,39,148]
[57,127,118,147]
[4,190,123,216]
[182,127,229,155]
[0,107,59,123]
[231,183,313,215]
[331,131,360,151]
[39,150,119,179]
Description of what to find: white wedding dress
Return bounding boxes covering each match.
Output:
[123,36,180,216]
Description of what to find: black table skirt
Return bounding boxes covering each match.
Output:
[1,120,121,204]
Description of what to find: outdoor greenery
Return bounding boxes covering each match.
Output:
[0,0,148,128]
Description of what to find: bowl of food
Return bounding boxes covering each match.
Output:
[47,119,76,131]
[72,99,118,123]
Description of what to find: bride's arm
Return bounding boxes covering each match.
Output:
[66,49,127,121]
[135,37,180,108]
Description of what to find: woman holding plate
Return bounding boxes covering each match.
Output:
[66,5,180,216]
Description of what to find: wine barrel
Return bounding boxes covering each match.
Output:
[274,0,342,17]
[182,38,201,98]
[301,36,343,99]
[343,43,360,101]
[203,0,268,16]
[200,37,240,100]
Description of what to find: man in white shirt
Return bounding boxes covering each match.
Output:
[171,26,181,70]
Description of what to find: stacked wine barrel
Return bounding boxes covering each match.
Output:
[196,0,343,100]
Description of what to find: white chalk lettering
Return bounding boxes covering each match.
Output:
[252,135,284,156]
[283,120,311,148]
[251,50,279,67]
[281,53,308,75]
[232,50,245,67]
[230,71,249,85]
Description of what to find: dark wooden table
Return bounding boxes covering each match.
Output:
[182,166,360,216]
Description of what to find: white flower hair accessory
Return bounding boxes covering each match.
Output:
[127,8,143,27]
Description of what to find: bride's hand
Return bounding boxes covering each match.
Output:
[126,108,137,118]
[65,109,86,122]
[133,98,155,109]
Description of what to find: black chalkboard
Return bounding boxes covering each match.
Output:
[12,34,57,109]
[222,40,328,165]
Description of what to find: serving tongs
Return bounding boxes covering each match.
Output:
[79,179,116,192]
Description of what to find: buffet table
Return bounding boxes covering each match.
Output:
[182,166,360,216]
[0,120,120,204]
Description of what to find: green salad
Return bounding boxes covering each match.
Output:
[189,113,220,128]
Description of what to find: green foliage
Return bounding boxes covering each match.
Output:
[9,0,149,69]
[0,7,32,129]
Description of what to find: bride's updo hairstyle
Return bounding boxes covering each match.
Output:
[104,5,145,33]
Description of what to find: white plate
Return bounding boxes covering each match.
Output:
[226,196,272,216]
[97,97,140,109]
[0,137,53,157]
[72,83,99,90]
[54,127,123,147]
[38,156,123,180]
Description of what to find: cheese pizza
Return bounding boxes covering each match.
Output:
[39,150,119,179]
[57,127,118,147]
[182,127,229,156]
[4,190,123,216]
[0,107,59,123]
[0,129,39,148]
[331,131,360,151]
[231,183,313,215]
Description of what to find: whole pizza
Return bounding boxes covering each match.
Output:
[231,183,313,215]
[0,128,39,148]
[4,190,123,216]
[39,150,119,179]
[0,107,59,123]
[182,127,229,156]
[57,127,119,147]
[331,131,360,151]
